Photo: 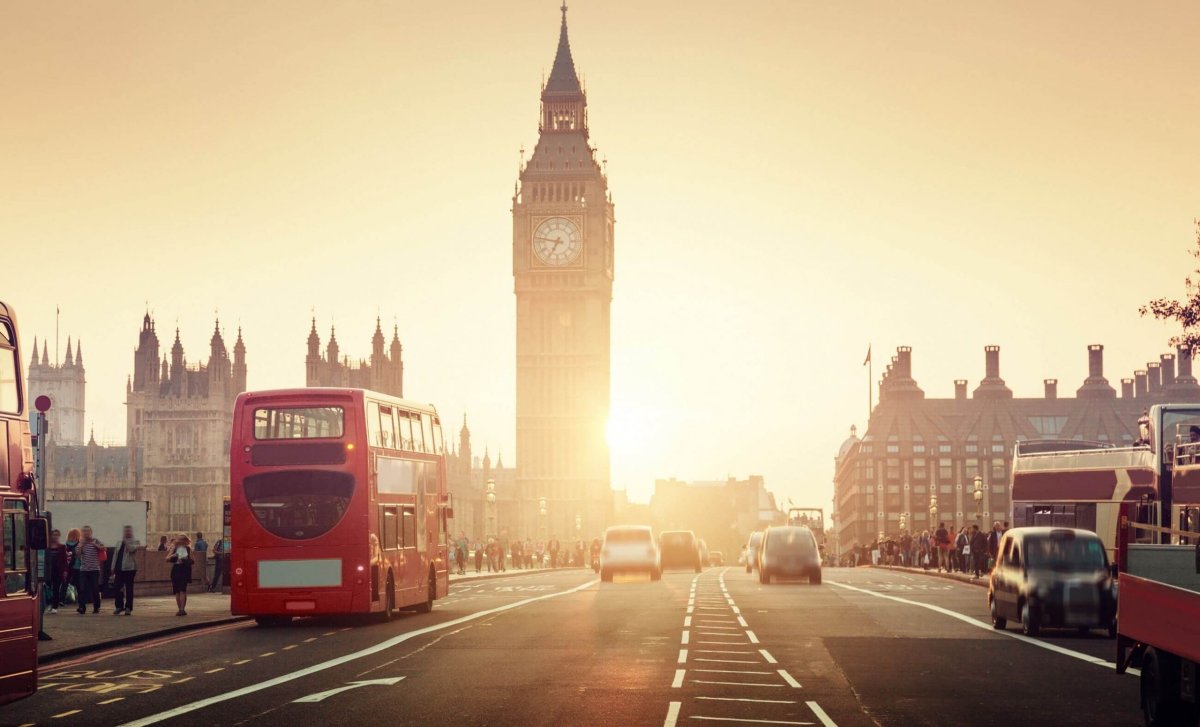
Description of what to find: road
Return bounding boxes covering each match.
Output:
[1,567,1140,726]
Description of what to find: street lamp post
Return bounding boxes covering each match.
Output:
[973,475,984,526]
[485,478,497,539]
[929,500,938,526]
[538,496,547,542]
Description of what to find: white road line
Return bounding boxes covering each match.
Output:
[806,701,838,727]
[688,606,695,614]
[746,630,760,644]
[692,680,784,688]
[778,669,802,688]
[699,640,747,645]
[690,717,813,725]
[737,616,749,627]
[826,580,1135,675]
[678,649,689,664]
[663,701,682,727]
[684,616,692,627]
[693,669,773,675]
[732,606,741,614]
[696,619,737,624]
[672,669,686,688]
[682,631,691,644]
[117,578,600,727]
[697,697,797,704]
[695,658,758,664]
[759,649,777,664]
[696,649,754,654]
[698,627,741,632]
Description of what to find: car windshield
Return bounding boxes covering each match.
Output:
[1023,535,1107,572]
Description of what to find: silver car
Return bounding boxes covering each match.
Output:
[744,530,764,573]
[600,525,661,582]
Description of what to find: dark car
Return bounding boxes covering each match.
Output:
[987,527,1117,637]
[659,530,702,572]
[757,526,821,585]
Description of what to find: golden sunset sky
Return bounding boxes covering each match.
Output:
[2,1,1198,507]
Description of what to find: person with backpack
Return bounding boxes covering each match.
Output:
[167,534,194,616]
[111,525,141,615]
[44,529,70,614]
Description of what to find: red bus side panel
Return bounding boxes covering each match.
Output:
[1118,574,1200,664]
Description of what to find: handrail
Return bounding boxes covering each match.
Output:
[1126,521,1200,538]
[1015,445,1148,459]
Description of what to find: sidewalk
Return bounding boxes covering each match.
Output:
[38,566,574,663]
[39,592,241,662]
[872,563,990,588]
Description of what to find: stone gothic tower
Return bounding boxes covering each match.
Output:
[512,5,614,540]
[27,334,87,445]
[305,318,403,397]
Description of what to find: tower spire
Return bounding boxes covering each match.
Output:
[545,3,581,95]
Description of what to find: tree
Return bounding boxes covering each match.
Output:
[1141,220,1200,350]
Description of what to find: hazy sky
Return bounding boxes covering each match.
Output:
[2,1,1198,507]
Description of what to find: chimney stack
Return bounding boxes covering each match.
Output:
[1148,362,1162,394]
[1135,370,1148,398]
[1179,346,1196,383]
[1121,378,1135,398]
[1044,379,1058,399]
[1161,353,1177,387]
[974,346,1013,399]
[1077,344,1116,399]
[954,379,968,400]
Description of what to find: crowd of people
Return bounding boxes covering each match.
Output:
[842,521,1010,578]
[41,526,224,618]
[449,533,601,575]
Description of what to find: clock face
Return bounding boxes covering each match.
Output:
[532,217,583,266]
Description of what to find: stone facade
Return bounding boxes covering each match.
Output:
[832,344,1200,555]
[305,318,403,398]
[27,337,86,445]
[446,416,521,540]
[512,7,615,540]
[126,314,246,539]
[649,476,784,558]
[42,432,140,504]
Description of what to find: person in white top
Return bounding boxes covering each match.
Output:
[166,534,194,616]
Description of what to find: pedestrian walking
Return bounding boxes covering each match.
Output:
[935,523,950,572]
[194,532,209,590]
[208,537,226,592]
[45,529,69,613]
[970,525,989,578]
[157,535,169,551]
[523,538,534,569]
[76,525,105,614]
[473,539,484,573]
[111,525,140,615]
[167,534,194,616]
[65,527,82,601]
[548,537,561,569]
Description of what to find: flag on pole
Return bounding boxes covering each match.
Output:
[863,345,871,366]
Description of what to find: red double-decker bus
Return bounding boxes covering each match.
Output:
[230,388,451,625]
[0,302,42,705]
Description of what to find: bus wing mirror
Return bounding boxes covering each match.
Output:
[27,517,49,550]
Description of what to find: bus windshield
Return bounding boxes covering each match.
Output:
[254,406,344,440]
[243,471,353,540]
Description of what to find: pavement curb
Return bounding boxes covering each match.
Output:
[871,564,989,588]
[39,615,251,665]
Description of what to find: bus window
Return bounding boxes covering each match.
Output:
[401,506,416,548]
[366,401,381,447]
[432,419,443,455]
[378,406,396,449]
[0,320,20,414]
[254,406,344,440]
[378,457,417,494]
[381,507,398,550]
[396,412,413,450]
[3,500,29,595]
[421,415,434,455]
[409,413,424,452]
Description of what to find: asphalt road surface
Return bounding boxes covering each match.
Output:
[1,567,1141,726]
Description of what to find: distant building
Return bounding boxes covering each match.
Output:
[126,314,246,538]
[446,415,520,540]
[649,476,784,557]
[305,318,403,398]
[43,431,140,505]
[832,344,1200,554]
[27,337,86,445]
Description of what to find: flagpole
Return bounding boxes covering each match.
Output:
[868,351,873,420]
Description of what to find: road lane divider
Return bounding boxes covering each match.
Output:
[663,701,682,727]
[672,670,686,688]
[777,669,801,688]
[806,701,838,727]
[679,649,689,664]
[117,578,599,727]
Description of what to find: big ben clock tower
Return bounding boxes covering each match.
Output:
[513,4,614,541]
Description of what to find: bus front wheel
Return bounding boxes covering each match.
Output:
[413,571,434,614]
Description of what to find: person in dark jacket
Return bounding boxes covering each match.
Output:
[970,525,989,578]
[111,525,141,615]
[45,529,70,613]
